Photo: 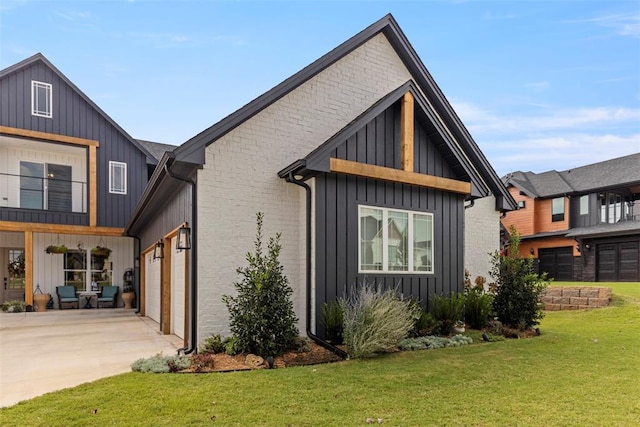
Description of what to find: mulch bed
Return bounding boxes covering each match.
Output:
[183,342,344,373]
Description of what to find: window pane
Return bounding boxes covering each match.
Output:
[47,164,72,212]
[64,250,86,292]
[387,211,408,271]
[552,197,565,222]
[580,195,589,215]
[110,162,126,194]
[413,214,432,272]
[360,208,383,271]
[20,161,43,209]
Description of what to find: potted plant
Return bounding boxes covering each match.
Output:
[91,246,112,258]
[45,245,68,254]
[122,268,135,309]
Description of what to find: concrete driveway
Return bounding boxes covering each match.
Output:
[0,309,182,408]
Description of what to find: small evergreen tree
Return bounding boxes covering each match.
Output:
[490,226,548,330]
[222,213,299,357]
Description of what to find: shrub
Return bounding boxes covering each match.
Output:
[200,334,225,354]
[190,353,216,372]
[321,300,344,344]
[1,300,25,313]
[464,287,494,330]
[131,353,190,373]
[339,283,419,359]
[222,336,241,355]
[398,334,473,351]
[430,293,464,336]
[223,213,299,357]
[408,300,437,337]
[490,226,548,330]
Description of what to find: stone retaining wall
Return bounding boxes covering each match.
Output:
[542,287,612,311]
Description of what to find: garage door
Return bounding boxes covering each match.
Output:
[170,236,185,339]
[539,247,574,281]
[597,242,639,282]
[145,251,161,324]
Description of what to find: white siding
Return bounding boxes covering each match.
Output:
[464,195,500,284]
[31,233,133,307]
[145,251,161,324]
[196,34,413,343]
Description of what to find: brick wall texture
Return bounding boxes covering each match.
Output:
[464,195,500,282]
[195,34,414,342]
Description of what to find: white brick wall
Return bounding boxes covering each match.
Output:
[464,195,500,284]
[196,34,412,343]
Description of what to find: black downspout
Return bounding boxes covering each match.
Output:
[164,163,198,355]
[288,172,347,359]
[131,235,142,314]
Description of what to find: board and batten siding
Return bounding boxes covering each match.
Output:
[0,60,148,228]
[196,33,413,344]
[313,103,465,338]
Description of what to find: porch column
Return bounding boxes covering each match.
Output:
[25,231,33,306]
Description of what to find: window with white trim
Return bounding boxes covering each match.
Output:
[109,161,127,194]
[579,195,589,215]
[32,81,52,118]
[358,205,433,274]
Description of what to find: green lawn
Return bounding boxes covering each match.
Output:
[2,283,639,426]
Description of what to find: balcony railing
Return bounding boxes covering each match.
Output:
[0,172,87,213]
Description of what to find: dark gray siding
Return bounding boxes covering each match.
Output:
[136,183,192,251]
[0,61,148,228]
[314,104,465,338]
[569,193,600,228]
[0,208,87,225]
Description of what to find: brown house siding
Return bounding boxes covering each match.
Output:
[534,197,569,234]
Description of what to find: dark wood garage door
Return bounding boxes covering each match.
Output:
[597,242,640,282]
[539,247,574,281]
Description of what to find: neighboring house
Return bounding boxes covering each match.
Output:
[0,53,165,308]
[125,14,515,350]
[502,153,640,282]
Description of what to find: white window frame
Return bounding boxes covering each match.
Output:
[109,161,127,195]
[358,205,434,275]
[31,81,52,118]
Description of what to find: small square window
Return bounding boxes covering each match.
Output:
[109,161,127,195]
[517,200,526,209]
[32,81,52,118]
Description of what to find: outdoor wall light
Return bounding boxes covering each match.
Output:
[176,224,192,250]
[529,247,535,255]
[585,244,591,250]
[153,240,165,259]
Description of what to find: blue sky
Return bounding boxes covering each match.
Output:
[1,0,638,176]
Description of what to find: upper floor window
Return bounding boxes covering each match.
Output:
[517,200,526,209]
[32,81,52,118]
[579,195,589,215]
[551,197,564,222]
[109,161,127,194]
[359,205,433,274]
[600,192,625,224]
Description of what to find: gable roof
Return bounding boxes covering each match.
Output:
[505,153,640,198]
[137,139,177,162]
[278,81,489,198]
[0,53,158,164]
[170,14,515,211]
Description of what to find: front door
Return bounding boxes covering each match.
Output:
[2,248,25,303]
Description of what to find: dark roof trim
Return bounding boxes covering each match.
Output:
[566,222,640,239]
[172,13,514,210]
[0,53,158,165]
[520,230,568,240]
[279,81,489,198]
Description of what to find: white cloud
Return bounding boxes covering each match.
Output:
[564,12,640,38]
[54,10,92,21]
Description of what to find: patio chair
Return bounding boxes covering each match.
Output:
[56,286,79,309]
[97,286,118,308]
